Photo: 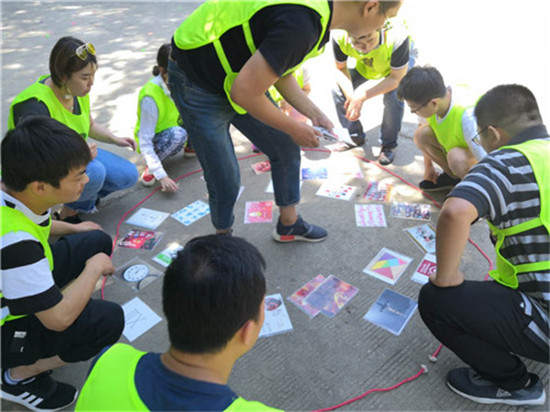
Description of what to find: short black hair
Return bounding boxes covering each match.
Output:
[378,0,403,14]
[397,66,447,103]
[163,235,266,354]
[1,116,91,191]
[152,43,171,76]
[475,84,542,130]
[50,36,97,88]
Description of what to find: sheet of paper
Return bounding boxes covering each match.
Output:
[125,207,170,230]
[316,181,357,201]
[355,204,387,227]
[363,289,418,336]
[411,253,437,284]
[259,293,293,338]
[121,297,163,342]
[304,275,358,318]
[171,200,210,226]
[287,274,325,318]
[244,201,273,223]
[363,247,413,285]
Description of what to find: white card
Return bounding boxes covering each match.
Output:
[121,297,162,342]
[125,207,170,230]
[171,200,210,226]
[152,243,184,268]
[355,204,387,227]
[316,181,357,201]
[411,253,437,284]
[259,293,293,338]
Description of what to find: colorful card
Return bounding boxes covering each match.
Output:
[404,224,436,253]
[118,229,164,250]
[152,243,184,268]
[259,294,293,338]
[114,257,163,291]
[301,166,328,180]
[411,253,437,284]
[363,247,413,285]
[355,204,387,227]
[125,207,170,230]
[363,289,418,336]
[171,200,210,226]
[251,161,271,175]
[244,201,273,223]
[316,182,357,201]
[390,202,431,221]
[363,181,394,202]
[287,274,325,318]
[304,275,359,318]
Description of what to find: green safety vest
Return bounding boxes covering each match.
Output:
[487,138,550,289]
[426,96,471,153]
[173,0,330,114]
[7,75,91,139]
[134,77,181,153]
[268,67,305,104]
[0,205,53,326]
[334,28,396,80]
[75,343,282,411]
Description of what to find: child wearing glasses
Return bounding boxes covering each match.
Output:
[134,44,188,192]
[8,36,139,223]
[418,84,549,406]
[397,66,486,191]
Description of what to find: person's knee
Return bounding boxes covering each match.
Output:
[87,230,113,256]
[418,282,443,319]
[85,160,107,191]
[413,126,436,150]
[447,148,476,178]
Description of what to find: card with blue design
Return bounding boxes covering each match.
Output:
[301,166,328,180]
[171,200,210,226]
[363,247,413,285]
[363,289,418,336]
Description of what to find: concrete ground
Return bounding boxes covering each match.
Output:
[2,1,549,411]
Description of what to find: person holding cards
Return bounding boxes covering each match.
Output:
[1,117,124,411]
[8,36,139,223]
[331,18,417,164]
[76,235,280,411]
[418,85,549,406]
[167,0,403,239]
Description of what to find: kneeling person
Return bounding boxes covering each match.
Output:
[76,235,280,411]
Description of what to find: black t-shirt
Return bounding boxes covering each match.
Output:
[172,2,333,93]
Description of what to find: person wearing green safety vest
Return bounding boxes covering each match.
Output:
[8,36,139,224]
[331,19,417,165]
[168,0,403,239]
[1,117,124,412]
[418,84,549,406]
[135,44,188,192]
[76,235,280,411]
[397,65,487,191]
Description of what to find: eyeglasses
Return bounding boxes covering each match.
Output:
[410,97,435,114]
[471,125,491,146]
[75,43,96,60]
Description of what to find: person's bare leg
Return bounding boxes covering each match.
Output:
[414,125,453,177]
[8,356,66,381]
[279,205,298,226]
[447,147,478,179]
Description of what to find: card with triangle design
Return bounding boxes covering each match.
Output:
[363,247,413,285]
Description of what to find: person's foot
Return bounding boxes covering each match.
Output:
[446,368,546,406]
[1,370,78,411]
[419,172,461,192]
[378,146,395,165]
[184,143,196,158]
[141,167,156,187]
[350,132,365,146]
[272,215,327,243]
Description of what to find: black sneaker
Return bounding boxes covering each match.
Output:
[1,370,78,411]
[349,133,365,146]
[419,172,461,192]
[378,146,395,165]
[447,367,546,406]
[272,215,327,243]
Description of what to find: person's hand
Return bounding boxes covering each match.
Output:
[345,95,366,121]
[310,112,334,133]
[288,122,321,148]
[115,137,137,151]
[88,142,98,160]
[74,221,103,232]
[160,176,179,192]
[85,253,115,277]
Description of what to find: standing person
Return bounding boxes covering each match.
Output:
[397,66,486,190]
[418,85,549,406]
[168,0,403,239]
[8,36,139,223]
[76,235,279,411]
[332,18,417,164]
[1,116,124,411]
[135,43,188,192]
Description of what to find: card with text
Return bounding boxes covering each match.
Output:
[411,254,437,284]
[355,204,387,227]
[259,294,293,338]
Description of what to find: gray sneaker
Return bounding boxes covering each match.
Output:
[447,367,546,406]
[272,215,327,243]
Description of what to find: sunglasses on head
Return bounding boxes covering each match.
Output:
[75,43,95,60]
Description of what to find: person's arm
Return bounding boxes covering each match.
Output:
[50,219,102,235]
[231,50,330,148]
[89,115,137,151]
[34,253,115,331]
[462,107,487,161]
[431,197,479,287]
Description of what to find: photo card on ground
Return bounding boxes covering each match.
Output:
[118,229,164,251]
[244,201,273,223]
[362,181,394,202]
[355,204,387,227]
[287,274,325,318]
[171,200,210,226]
[304,275,358,318]
[363,289,418,336]
[259,293,294,338]
[404,224,436,253]
[114,257,163,292]
[390,202,431,221]
[363,247,413,285]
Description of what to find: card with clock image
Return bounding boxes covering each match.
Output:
[114,258,163,291]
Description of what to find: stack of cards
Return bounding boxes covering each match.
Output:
[390,202,431,221]
[119,229,164,250]
[287,274,325,318]
[171,200,210,226]
[259,294,293,338]
[303,275,359,318]
[355,204,387,227]
[363,248,413,285]
[363,289,418,336]
[404,224,436,253]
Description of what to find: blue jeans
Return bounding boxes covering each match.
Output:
[65,148,138,213]
[168,60,301,230]
[332,50,417,149]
